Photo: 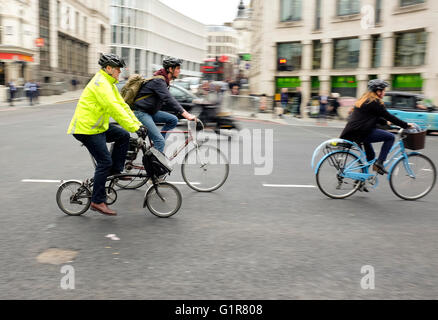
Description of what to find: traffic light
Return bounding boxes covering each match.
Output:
[278,58,293,71]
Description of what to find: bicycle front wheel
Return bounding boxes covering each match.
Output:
[390,154,436,200]
[145,182,182,218]
[56,181,91,216]
[316,151,365,199]
[181,144,229,192]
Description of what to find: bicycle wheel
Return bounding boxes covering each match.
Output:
[144,182,182,218]
[316,151,365,199]
[390,154,436,200]
[56,181,91,216]
[181,144,229,192]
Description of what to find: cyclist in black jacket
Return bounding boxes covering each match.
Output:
[132,57,195,152]
[340,79,413,175]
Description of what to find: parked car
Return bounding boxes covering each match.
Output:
[383,91,437,133]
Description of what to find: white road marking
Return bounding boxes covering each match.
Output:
[263,184,317,188]
[168,181,200,185]
[21,179,61,183]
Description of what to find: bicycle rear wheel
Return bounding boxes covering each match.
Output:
[56,181,91,216]
[144,182,182,218]
[181,144,229,192]
[316,151,365,199]
[390,154,436,200]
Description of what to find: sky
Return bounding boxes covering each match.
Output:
[159,0,251,25]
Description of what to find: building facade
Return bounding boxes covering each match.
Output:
[249,0,438,107]
[110,0,205,79]
[232,0,253,79]
[37,0,110,88]
[0,0,38,87]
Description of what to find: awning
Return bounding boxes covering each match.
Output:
[0,53,34,62]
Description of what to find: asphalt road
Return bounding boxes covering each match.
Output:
[1,102,438,300]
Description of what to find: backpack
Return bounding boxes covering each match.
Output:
[120,74,165,107]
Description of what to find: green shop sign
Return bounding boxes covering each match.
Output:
[392,74,423,89]
[276,77,301,88]
[331,76,357,88]
[241,54,252,61]
[311,76,320,89]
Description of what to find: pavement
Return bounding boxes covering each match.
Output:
[0,90,82,111]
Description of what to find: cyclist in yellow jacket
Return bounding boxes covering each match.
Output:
[68,53,144,216]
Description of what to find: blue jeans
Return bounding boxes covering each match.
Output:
[73,124,130,204]
[134,110,178,152]
[363,129,395,163]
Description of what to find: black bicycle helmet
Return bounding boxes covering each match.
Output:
[163,57,183,71]
[368,79,390,92]
[98,53,126,68]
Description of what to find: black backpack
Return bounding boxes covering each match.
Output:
[142,147,173,178]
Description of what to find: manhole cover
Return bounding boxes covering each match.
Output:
[36,248,79,265]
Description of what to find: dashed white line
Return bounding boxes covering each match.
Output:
[21,179,61,183]
[263,184,316,188]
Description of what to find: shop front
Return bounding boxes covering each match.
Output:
[0,52,34,86]
[275,76,301,101]
[391,74,423,93]
[331,76,358,97]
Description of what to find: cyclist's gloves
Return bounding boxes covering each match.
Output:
[136,125,148,138]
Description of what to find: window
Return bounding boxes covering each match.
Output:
[277,42,302,71]
[337,0,360,16]
[372,35,382,68]
[112,26,117,43]
[121,47,130,68]
[315,0,322,30]
[75,12,79,35]
[400,0,424,6]
[83,16,87,37]
[312,40,322,69]
[100,25,105,44]
[39,0,51,70]
[395,30,427,67]
[135,49,141,73]
[333,38,360,69]
[375,0,382,24]
[280,0,302,22]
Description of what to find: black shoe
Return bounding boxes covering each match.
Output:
[373,160,388,175]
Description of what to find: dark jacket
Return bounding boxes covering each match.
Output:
[132,69,184,115]
[340,99,409,143]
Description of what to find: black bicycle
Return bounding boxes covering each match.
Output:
[56,129,182,218]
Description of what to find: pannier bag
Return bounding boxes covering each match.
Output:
[142,147,173,177]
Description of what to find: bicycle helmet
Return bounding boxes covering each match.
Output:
[368,79,390,92]
[163,57,183,71]
[98,53,126,68]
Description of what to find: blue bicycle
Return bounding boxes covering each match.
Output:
[311,128,436,200]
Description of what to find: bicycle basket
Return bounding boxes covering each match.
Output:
[404,130,426,150]
[142,147,173,177]
[126,137,138,161]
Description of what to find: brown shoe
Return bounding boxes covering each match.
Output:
[90,202,117,216]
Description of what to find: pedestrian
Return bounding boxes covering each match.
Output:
[294,87,302,118]
[259,94,267,113]
[71,78,77,91]
[328,92,341,118]
[7,80,17,106]
[317,91,329,124]
[280,88,289,114]
[25,80,37,105]
[231,84,240,96]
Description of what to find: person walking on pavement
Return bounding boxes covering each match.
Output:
[294,87,302,118]
[25,80,38,105]
[67,53,144,216]
[280,88,289,115]
[317,91,329,124]
[7,80,17,106]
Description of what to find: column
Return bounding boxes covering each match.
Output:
[321,38,333,71]
[300,75,311,117]
[302,40,313,71]
[381,32,395,77]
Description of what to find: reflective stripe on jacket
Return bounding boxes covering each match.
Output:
[67,69,141,135]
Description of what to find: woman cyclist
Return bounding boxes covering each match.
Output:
[340,79,414,175]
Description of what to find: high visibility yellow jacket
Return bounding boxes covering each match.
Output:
[67,70,141,135]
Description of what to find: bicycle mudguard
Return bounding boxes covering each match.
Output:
[311,138,363,171]
[387,151,421,180]
[314,149,363,175]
